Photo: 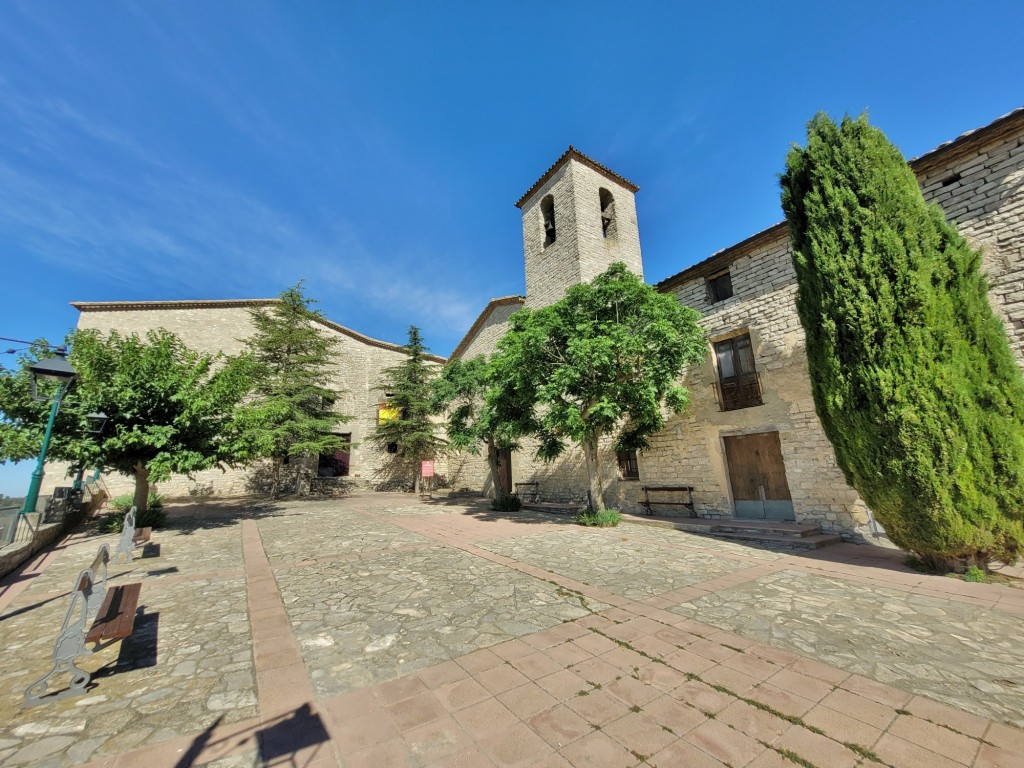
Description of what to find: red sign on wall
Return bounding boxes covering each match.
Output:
[421,460,435,478]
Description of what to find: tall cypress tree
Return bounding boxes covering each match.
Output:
[368,326,444,493]
[780,113,1024,570]
[238,283,350,496]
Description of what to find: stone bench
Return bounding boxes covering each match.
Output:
[640,485,696,517]
[514,482,540,503]
[24,544,144,706]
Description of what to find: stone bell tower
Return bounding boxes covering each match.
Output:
[515,147,644,310]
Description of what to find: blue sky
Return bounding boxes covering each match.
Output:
[1,1,1021,495]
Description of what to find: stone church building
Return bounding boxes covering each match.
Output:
[55,107,1024,541]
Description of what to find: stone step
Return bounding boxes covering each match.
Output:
[523,502,584,516]
[712,522,822,538]
[710,531,842,549]
[621,516,717,534]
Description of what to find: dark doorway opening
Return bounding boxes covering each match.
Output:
[317,433,351,477]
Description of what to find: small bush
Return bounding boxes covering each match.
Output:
[109,493,164,513]
[963,565,989,583]
[575,508,622,527]
[99,494,167,533]
[491,493,522,512]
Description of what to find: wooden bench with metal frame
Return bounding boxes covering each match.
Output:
[114,506,151,563]
[24,544,144,706]
[639,485,696,517]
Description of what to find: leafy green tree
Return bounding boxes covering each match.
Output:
[432,355,519,498]
[780,113,1024,570]
[237,283,351,496]
[368,326,444,493]
[490,262,705,510]
[1,331,253,512]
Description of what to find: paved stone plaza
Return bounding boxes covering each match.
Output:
[0,494,1022,767]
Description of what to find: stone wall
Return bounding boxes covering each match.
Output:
[454,110,1024,538]
[914,116,1024,365]
[644,110,1024,538]
[44,302,428,499]
[521,158,643,310]
[651,235,872,535]
[454,299,523,360]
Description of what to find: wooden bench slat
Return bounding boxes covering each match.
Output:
[85,583,142,643]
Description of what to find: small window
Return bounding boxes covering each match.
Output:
[708,271,733,303]
[617,450,639,480]
[541,195,556,246]
[599,188,616,238]
[387,442,398,454]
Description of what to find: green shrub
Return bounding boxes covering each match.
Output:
[575,508,621,527]
[99,494,167,533]
[109,493,164,513]
[780,113,1024,571]
[490,493,522,512]
[963,565,988,583]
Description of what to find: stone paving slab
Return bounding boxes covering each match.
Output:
[670,568,1024,727]
[0,576,257,767]
[256,504,432,565]
[19,519,245,599]
[606,522,789,562]
[274,544,606,698]
[479,528,754,600]
[2,493,1024,768]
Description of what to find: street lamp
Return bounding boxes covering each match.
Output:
[4,352,78,545]
[85,411,108,434]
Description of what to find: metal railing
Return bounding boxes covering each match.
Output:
[1,484,91,548]
[712,372,764,411]
[1,498,45,548]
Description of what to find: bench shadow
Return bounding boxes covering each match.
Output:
[0,590,72,622]
[92,610,159,675]
[140,542,162,558]
[144,565,179,577]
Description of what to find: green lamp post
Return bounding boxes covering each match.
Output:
[5,352,78,545]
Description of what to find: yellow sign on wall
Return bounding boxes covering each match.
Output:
[378,403,400,423]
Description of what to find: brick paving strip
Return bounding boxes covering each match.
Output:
[73,520,339,768]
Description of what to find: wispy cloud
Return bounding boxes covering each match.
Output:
[0,79,479,351]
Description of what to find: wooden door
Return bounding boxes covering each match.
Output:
[723,432,794,520]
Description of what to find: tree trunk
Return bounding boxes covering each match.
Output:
[133,462,150,513]
[271,458,281,499]
[486,438,500,499]
[413,467,421,494]
[582,436,604,511]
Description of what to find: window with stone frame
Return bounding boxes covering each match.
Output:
[541,194,556,246]
[713,332,763,411]
[707,270,733,303]
[599,187,616,238]
[617,450,639,480]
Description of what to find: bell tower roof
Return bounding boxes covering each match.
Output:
[515,146,639,209]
